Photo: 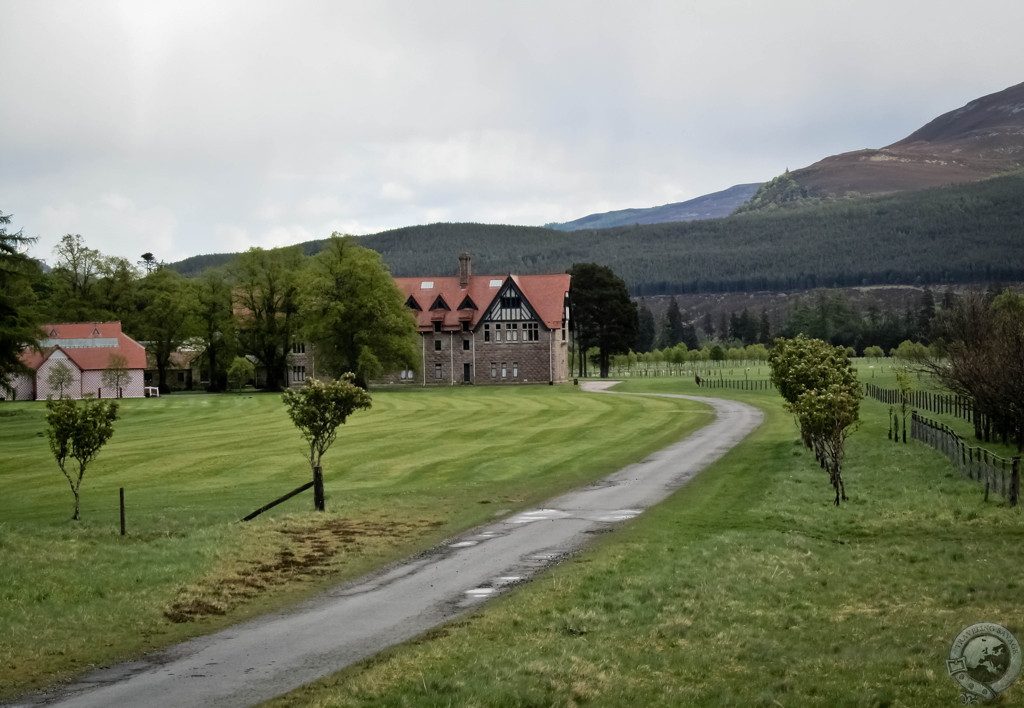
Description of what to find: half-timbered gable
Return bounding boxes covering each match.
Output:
[390,254,571,385]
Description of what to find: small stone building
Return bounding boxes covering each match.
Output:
[5,322,147,400]
[391,254,571,385]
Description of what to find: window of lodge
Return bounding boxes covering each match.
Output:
[525,322,539,341]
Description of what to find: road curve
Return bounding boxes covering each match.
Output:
[20,385,762,708]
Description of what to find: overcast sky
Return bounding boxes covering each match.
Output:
[2,1,1022,264]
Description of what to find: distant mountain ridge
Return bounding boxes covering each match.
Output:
[545,183,761,231]
[748,80,1024,207]
[171,172,1024,296]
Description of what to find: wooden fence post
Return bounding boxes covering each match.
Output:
[119,487,126,536]
[313,465,325,511]
[1011,458,1020,508]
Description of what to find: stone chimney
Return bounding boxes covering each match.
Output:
[458,252,471,287]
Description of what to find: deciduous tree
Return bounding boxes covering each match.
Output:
[282,374,372,511]
[231,246,304,391]
[135,268,197,393]
[769,335,861,505]
[101,354,131,397]
[45,396,119,520]
[47,361,74,399]
[299,236,418,389]
[195,268,236,391]
[227,356,255,392]
[927,290,1024,454]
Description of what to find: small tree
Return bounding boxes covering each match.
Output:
[281,374,372,511]
[863,345,884,359]
[769,335,861,505]
[227,356,255,392]
[793,383,860,505]
[101,353,131,397]
[47,361,74,398]
[45,396,119,520]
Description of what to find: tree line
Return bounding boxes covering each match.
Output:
[0,220,419,395]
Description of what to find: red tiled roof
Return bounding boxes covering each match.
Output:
[21,322,147,371]
[394,273,570,331]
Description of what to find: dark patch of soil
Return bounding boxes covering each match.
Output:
[164,517,440,623]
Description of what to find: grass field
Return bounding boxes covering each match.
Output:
[0,385,711,698]
[275,376,1024,707]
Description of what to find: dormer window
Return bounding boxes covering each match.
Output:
[92,327,101,337]
[430,295,450,311]
[458,295,477,310]
[405,295,422,311]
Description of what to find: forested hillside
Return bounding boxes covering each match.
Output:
[172,172,1024,295]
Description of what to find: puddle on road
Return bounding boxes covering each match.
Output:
[596,509,642,523]
[464,587,496,599]
[509,508,570,524]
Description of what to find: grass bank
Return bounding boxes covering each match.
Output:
[276,377,1023,707]
[0,385,710,697]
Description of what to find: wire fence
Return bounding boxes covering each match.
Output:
[911,411,1020,506]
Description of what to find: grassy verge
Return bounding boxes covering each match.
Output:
[0,385,711,697]
[274,377,1024,707]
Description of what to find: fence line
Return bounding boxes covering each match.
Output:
[696,377,775,391]
[911,411,1020,506]
[865,383,974,423]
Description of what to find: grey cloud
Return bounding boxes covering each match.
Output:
[2,0,1023,261]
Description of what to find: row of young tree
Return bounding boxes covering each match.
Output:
[0,213,420,394]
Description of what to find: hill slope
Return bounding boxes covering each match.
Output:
[758,81,1024,203]
[172,172,1024,295]
[546,183,761,231]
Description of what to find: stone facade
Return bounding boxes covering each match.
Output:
[405,325,569,385]
[389,258,572,386]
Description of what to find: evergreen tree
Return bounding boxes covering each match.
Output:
[569,263,638,378]
[700,312,714,338]
[758,308,771,344]
[0,210,42,397]
[636,300,656,352]
[658,297,685,348]
[916,288,936,342]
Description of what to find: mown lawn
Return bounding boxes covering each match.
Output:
[0,385,711,698]
[275,377,1024,707]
